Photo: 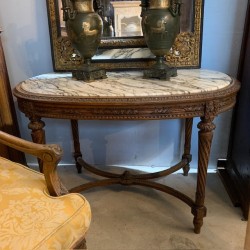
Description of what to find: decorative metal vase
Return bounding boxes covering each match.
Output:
[141,0,181,80]
[61,0,107,82]
[94,0,114,37]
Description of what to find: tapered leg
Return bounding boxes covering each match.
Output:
[192,115,216,234]
[182,118,193,176]
[71,120,83,173]
[28,117,46,172]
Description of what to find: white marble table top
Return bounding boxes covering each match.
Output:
[19,69,232,97]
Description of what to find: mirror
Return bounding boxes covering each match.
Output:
[46,0,204,71]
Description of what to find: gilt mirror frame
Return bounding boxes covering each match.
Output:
[46,0,204,71]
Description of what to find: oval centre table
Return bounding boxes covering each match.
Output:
[13,69,240,234]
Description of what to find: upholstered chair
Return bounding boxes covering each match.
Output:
[0,131,91,249]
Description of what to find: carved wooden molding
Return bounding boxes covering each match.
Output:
[14,79,240,121]
[14,78,240,104]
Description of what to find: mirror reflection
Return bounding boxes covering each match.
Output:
[58,0,194,38]
[48,0,203,70]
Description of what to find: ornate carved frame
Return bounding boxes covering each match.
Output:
[46,0,204,71]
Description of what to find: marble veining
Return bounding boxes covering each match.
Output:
[93,48,154,59]
[20,69,232,97]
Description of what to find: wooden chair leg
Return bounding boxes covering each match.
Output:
[73,237,87,249]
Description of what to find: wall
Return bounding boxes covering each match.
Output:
[0,0,248,171]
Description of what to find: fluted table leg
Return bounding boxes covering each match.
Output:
[192,113,216,234]
[28,117,46,172]
[71,120,83,173]
[182,118,193,176]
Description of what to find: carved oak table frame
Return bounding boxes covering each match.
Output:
[13,73,240,234]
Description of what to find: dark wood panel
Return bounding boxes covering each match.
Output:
[218,0,250,220]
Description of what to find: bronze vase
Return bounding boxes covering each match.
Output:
[62,0,107,82]
[141,0,181,80]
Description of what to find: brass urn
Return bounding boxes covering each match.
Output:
[62,0,107,82]
[141,0,181,80]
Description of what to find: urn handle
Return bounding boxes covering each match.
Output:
[140,0,149,17]
[61,0,76,21]
[169,0,182,17]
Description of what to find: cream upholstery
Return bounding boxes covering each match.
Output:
[0,131,91,250]
[0,157,91,250]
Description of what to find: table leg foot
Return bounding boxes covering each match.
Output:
[194,223,201,234]
[183,163,190,176]
[192,206,207,234]
[76,163,82,173]
[182,154,192,176]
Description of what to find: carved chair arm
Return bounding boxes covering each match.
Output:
[0,131,68,196]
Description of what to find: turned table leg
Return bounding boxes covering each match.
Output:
[192,114,216,234]
[28,117,46,172]
[182,118,193,176]
[71,120,83,173]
